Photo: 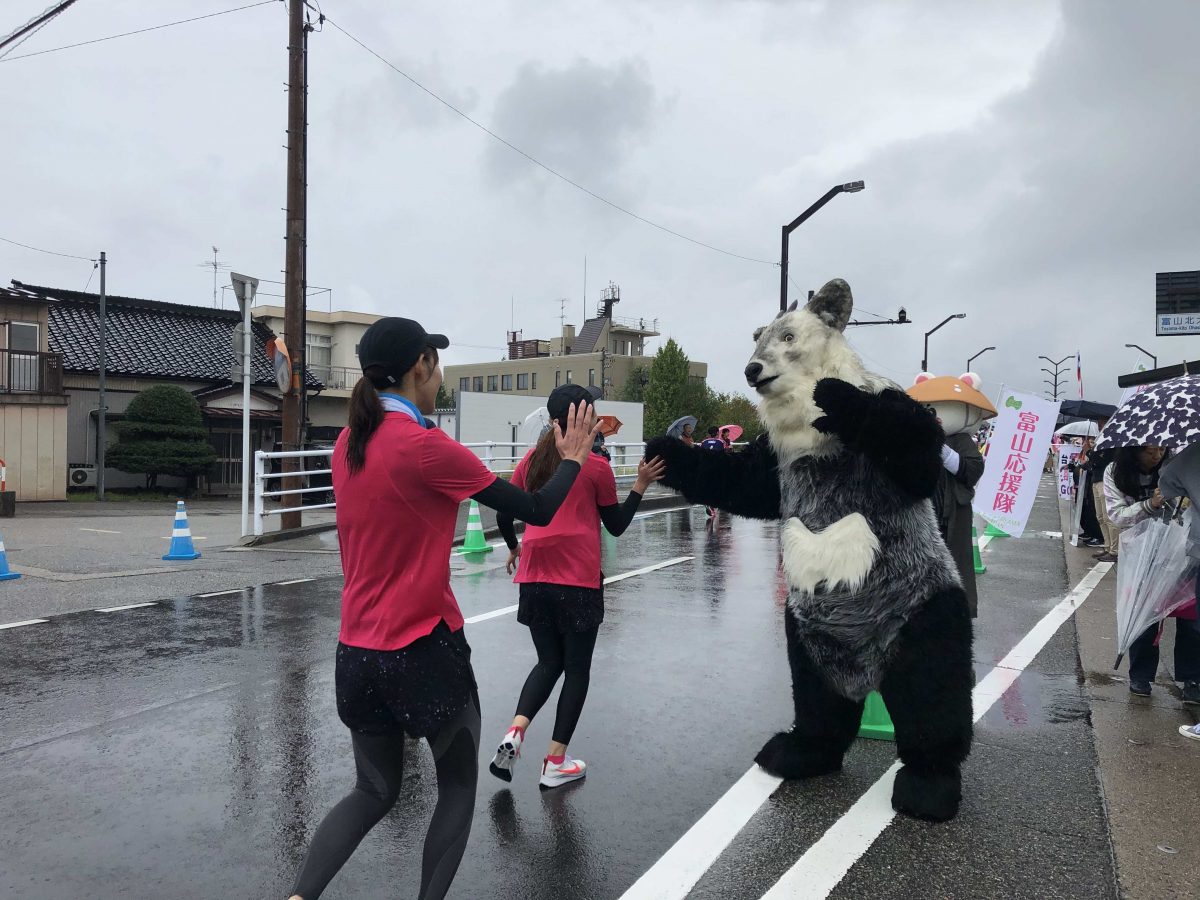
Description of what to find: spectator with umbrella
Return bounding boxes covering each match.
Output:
[668,415,697,446]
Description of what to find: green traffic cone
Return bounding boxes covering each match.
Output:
[972,526,986,575]
[983,521,1009,538]
[858,690,895,741]
[454,500,494,556]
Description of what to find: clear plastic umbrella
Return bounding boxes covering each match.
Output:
[1113,509,1196,668]
[667,415,697,438]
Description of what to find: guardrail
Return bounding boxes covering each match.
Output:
[252,439,745,535]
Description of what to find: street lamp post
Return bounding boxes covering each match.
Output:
[967,346,995,373]
[779,181,865,311]
[1039,355,1071,401]
[921,314,966,372]
[1124,343,1157,370]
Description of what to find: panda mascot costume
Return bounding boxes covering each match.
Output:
[646,279,974,822]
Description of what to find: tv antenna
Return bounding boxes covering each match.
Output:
[559,297,567,329]
[198,246,231,308]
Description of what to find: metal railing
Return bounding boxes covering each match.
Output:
[0,349,63,394]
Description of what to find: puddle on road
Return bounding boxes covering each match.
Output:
[989,670,1091,729]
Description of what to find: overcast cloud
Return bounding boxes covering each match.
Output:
[2,0,1196,404]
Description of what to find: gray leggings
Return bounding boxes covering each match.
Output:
[291,693,481,899]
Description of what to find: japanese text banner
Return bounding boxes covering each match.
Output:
[973,388,1062,537]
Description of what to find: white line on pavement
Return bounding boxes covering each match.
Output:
[462,557,693,627]
[0,619,49,630]
[80,528,122,534]
[95,602,158,613]
[619,560,1113,900]
[197,589,244,598]
[273,578,315,586]
[760,561,1113,899]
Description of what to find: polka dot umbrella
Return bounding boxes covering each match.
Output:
[1095,375,1200,451]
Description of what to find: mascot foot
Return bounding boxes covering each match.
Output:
[891,764,961,822]
[755,732,844,779]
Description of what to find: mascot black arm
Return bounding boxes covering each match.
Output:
[812,378,945,501]
[645,434,782,519]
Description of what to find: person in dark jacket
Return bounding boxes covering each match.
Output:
[932,429,986,617]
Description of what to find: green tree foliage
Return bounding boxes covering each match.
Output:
[108,385,217,490]
[436,382,455,409]
[619,365,649,403]
[710,391,764,443]
[637,339,764,442]
[642,339,693,436]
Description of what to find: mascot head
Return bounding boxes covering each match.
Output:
[907,372,997,435]
[745,278,892,460]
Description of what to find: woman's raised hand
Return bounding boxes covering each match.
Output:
[555,402,603,466]
[635,456,666,493]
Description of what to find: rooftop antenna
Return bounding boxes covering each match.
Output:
[559,297,567,330]
[198,246,231,308]
[583,255,587,324]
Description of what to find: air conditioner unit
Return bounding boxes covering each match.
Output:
[69,464,97,487]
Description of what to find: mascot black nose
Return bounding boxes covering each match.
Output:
[745,362,763,383]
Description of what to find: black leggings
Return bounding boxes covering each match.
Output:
[515,624,599,745]
[291,693,481,900]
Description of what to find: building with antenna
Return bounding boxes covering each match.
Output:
[445,283,707,402]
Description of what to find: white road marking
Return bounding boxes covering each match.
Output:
[95,602,158,613]
[619,561,1113,900]
[80,527,122,534]
[0,619,49,630]
[462,557,693,627]
[273,578,315,586]
[760,562,1113,899]
[197,589,243,598]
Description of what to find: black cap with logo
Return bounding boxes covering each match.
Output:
[357,317,449,386]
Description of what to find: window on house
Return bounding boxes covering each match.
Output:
[306,333,332,383]
[589,369,596,386]
[566,370,573,384]
[517,373,529,390]
[487,375,498,392]
[531,372,538,390]
[473,376,484,392]
[501,374,513,391]
[7,322,40,391]
[555,371,561,387]
[459,377,470,393]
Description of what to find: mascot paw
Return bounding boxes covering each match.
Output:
[755,731,844,779]
[812,378,871,442]
[891,764,962,822]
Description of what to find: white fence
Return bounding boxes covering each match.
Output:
[251,440,651,536]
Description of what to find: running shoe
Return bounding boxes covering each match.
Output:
[1129,680,1152,697]
[1179,723,1200,742]
[489,728,524,783]
[539,755,587,789]
[1183,681,1200,706]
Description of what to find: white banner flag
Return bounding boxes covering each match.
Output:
[1057,445,1081,500]
[973,388,1062,537]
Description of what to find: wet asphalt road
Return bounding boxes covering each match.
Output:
[0,497,1117,899]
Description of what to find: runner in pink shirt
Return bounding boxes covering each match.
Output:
[489,384,666,789]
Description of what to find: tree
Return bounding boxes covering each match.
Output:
[712,391,764,443]
[108,385,217,490]
[619,365,649,403]
[436,383,455,409]
[644,338,714,437]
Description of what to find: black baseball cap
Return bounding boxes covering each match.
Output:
[547,383,601,425]
[357,317,449,386]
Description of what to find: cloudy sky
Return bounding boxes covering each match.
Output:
[2,0,1197,404]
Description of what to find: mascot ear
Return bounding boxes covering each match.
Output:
[804,278,853,332]
[753,326,765,341]
[773,299,800,320]
[960,372,982,389]
[913,372,935,386]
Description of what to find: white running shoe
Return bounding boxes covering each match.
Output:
[489,728,523,782]
[1179,723,1200,742]
[540,754,587,789]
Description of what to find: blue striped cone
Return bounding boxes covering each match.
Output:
[162,500,201,561]
[0,528,20,580]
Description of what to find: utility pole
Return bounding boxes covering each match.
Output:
[97,251,107,501]
[280,0,310,530]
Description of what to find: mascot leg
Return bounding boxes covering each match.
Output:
[756,610,864,778]
[879,586,974,822]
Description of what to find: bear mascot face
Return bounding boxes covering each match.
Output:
[908,372,997,436]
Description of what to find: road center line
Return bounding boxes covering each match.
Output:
[760,562,1113,899]
[0,619,49,630]
[273,578,315,586]
[619,561,1112,900]
[462,557,693,627]
[80,528,122,534]
[95,602,158,613]
[197,589,244,598]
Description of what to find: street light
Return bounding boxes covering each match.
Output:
[779,181,866,311]
[967,346,995,373]
[921,313,966,372]
[1124,343,1157,369]
[1039,355,1071,401]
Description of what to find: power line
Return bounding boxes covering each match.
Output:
[321,13,776,267]
[0,0,280,63]
[0,234,94,261]
[0,0,81,59]
[787,272,890,320]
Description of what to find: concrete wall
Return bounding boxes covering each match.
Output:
[0,403,67,500]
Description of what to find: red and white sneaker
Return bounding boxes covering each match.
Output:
[489,728,523,783]
[539,754,587,789]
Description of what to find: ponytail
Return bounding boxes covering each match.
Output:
[346,376,384,474]
[523,426,562,493]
